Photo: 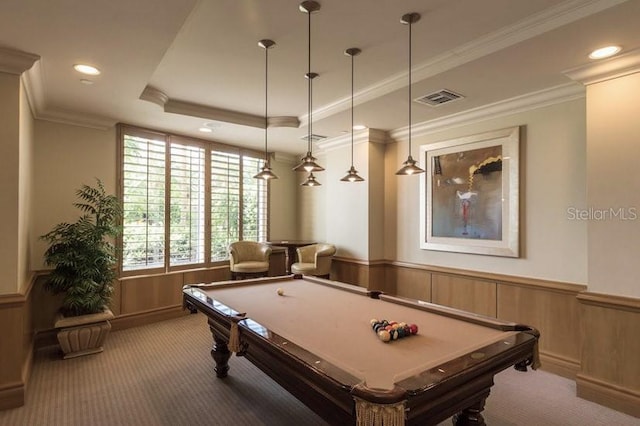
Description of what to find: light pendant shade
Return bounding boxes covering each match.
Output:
[395,155,424,176]
[294,1,323,175]
[396,12,424,176]
[254,164,278,180]
[293,151,325,172]
[341,47,364,183]
[255,39,278,180]
[341,166,364,182]
[301,172,321,186]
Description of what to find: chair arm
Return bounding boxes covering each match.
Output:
[228,246,239,267]
[297,245,317,263]
[257,245,272,261]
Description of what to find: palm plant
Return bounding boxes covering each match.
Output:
[41,179,122,317]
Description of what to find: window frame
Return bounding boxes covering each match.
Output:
[117,124,270,277]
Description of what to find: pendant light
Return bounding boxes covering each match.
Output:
[295,0,324,185]
[301,172,321,187]
[254,39,278,180]
[341,47,364,183]
[396,12,425,176]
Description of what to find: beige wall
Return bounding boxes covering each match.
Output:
[390,99,588,285]
[18,80,35,293]
[300,133,387,261]
[586,72,640,298]
[32,121,116,270]
[368,142,386,260]
[300,99,588,287]
[0,73,21,294]
[324,141,369,259]
[268,157,299,240]
[298,153,327,240]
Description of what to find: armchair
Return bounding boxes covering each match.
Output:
[290,243,336,279]
[228,241,272,280]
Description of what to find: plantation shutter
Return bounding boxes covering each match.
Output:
[242,156,268,242]
[169,142,206,266]
[210,150,241,261]
[122,134,166,270]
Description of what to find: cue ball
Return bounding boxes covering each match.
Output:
[277,288,284,296]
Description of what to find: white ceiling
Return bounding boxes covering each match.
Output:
[1,0,639,156]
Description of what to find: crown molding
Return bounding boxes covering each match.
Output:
[0,46,40,75]
[141,85,299,129]
[316,128,388,153]
[32,109,115,130]
[165,99,265,128]
[300,0,623,126]
[389,83,585,141]
[563,48,640,85]
[268,116,300,128]
[139,85,169,107]
[21,60,45,116]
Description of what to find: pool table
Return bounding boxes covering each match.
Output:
[183,275,539,426]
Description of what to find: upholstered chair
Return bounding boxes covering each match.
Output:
[290,243,336,279]
[228,241,272,280]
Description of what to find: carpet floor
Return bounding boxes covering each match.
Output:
[0,314,637,426]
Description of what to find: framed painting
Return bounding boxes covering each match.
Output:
[419,126,520,257]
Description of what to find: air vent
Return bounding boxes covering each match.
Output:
[300,134,327,142]
[415,89,464,107]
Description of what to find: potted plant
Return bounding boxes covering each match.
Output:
[41,179,122,359]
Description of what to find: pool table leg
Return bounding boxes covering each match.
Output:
[452,397,487,425]
[210,331,231,378]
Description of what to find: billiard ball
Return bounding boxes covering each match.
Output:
[409,324,418,334]
[378,330,391,342]
[277,288,284,296]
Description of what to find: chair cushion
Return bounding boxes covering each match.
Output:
[231,261,269,273]
[291,262,317,275]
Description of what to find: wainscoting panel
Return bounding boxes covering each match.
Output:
[332,258,370,288]
[120,274,184,314]
[432,274,497,317]
[183,267,230,286]
[576,292,640,418]
[498,281,584,378]
[0,273,38,410]
[0,296,26,409]
[384,264,431,302]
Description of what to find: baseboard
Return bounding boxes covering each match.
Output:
[539,351,580,379]
[0,382,24,411]
[34,305,190,350]
[576,373,640,418]
[110,305,189,331]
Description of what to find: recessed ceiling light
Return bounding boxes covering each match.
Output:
[73,64,101,75]
[588,45,621,60]
[198,127,213,133]
[353,124,367,130]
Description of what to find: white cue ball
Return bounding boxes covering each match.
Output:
[277,288,284,296]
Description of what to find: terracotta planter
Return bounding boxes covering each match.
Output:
[54,308,115,359]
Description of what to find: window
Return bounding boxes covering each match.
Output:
[119,126,269,273]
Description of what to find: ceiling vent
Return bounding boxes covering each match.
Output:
[300,134,327,142]
[415,89,464,107]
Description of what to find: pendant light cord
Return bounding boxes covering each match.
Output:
[350,53,354,167]
[307,10,312,154]
[264,45,269,161]
[408,18,412,156]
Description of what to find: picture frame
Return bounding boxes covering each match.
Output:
[419,126,520,257]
